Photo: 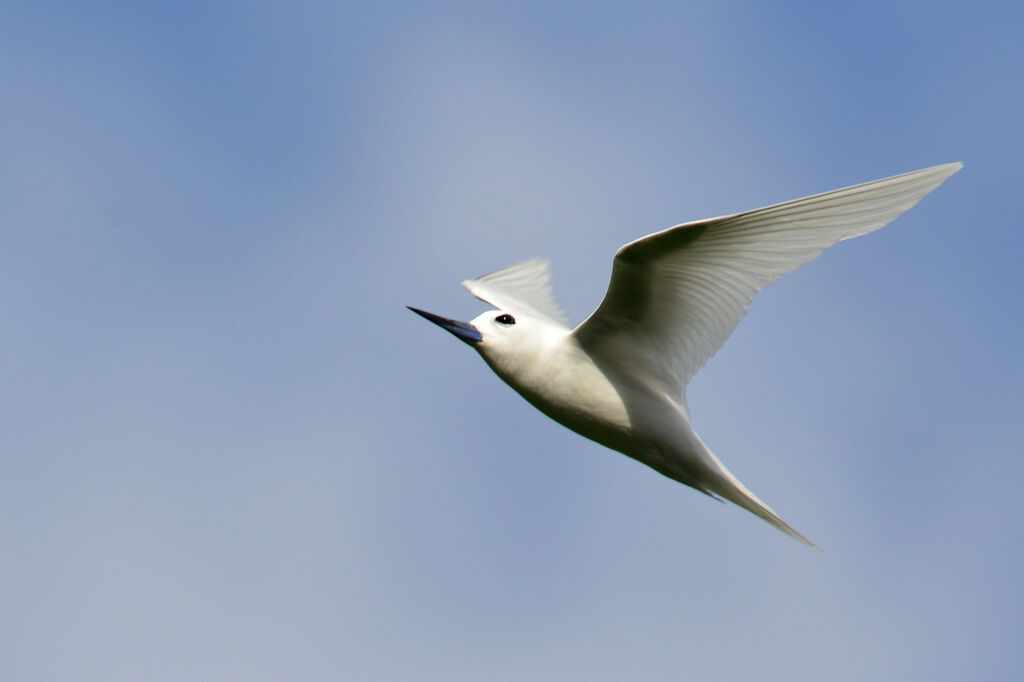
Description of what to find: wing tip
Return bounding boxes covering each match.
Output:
[467,257,551,284]
[923,161,963,181]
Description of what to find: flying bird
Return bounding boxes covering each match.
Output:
[409,163,961,547]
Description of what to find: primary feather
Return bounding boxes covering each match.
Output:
[573,163,962,400]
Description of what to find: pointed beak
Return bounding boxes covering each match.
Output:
[407,306,482,345]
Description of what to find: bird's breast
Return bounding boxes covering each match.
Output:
[486,339,634,450]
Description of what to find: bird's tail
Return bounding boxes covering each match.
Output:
[706,464,821,550]
[649,395,821,549]
[667,419,819,548]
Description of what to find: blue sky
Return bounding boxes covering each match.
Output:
[2,2,1021,680]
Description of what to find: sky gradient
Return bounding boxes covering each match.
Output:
[2,2,1022,680]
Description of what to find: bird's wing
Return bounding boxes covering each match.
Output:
[462,258,571,328]
[572,163,962,399]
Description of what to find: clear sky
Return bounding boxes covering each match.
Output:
[2,2,1021,680]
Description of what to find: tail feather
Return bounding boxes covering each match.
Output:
[708,470,821,550]
[646,393,820,548]
[682,424,820,549]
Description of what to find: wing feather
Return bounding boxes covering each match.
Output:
[462,258,570,328]
[572,163,962,398]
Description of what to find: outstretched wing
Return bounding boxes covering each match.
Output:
[462,258,570,328]
[572,163,962,399]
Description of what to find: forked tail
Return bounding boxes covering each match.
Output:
[678,422,820,549]
[708,469,821,550]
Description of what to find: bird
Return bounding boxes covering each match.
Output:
[408,163,961,548]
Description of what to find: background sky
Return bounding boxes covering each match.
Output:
[2,2,1021,680]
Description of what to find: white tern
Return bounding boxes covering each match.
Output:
[409,163,961,547]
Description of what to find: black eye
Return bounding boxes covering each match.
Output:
[495,313,516,325]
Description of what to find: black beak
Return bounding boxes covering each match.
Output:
[407,306,483,345]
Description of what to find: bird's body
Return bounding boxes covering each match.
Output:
[410,163,962,547]
[481,323,632,448]
[477,318,809,544]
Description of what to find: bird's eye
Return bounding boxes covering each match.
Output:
[495,314,516,325]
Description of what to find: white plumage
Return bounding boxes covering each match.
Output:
[411,163,962,547]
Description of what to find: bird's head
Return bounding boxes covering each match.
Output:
[406,306,554,377]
